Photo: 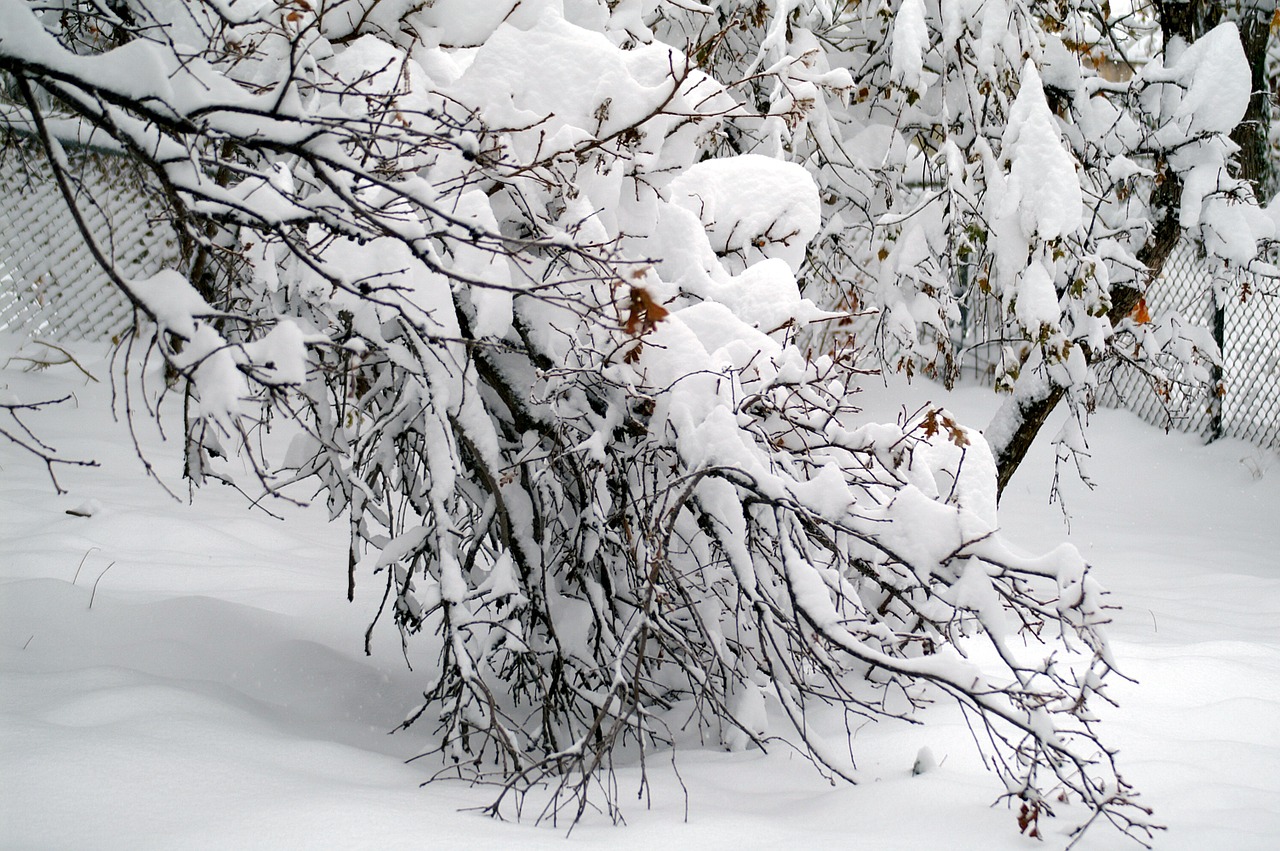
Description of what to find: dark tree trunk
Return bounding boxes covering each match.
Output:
[1231,2,1276,198]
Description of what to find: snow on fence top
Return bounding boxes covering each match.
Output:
[0,139,179,342]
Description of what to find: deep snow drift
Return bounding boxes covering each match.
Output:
[2,338,1277,849]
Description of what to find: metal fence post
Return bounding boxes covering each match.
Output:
[1209,289,1225,442]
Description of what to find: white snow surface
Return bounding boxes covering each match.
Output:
[2,341,1279,849]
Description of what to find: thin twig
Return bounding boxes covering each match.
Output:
[88,561,116,609]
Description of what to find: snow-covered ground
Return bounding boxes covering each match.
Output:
[2,337,1277,849]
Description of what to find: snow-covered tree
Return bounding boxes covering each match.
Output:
[14,0,1258,842]
[664,0,1279,496]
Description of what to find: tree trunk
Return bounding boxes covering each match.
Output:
[1231,2,1277,198]
[990,182,1180,498]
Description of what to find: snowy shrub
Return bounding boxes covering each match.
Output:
[14,0,1278,844]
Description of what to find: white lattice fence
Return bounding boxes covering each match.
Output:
[0,140,179,342]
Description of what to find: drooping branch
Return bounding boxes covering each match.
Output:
[0,394,99,493]
[991,168,1185,498]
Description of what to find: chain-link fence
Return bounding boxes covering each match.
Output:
[818,229,1280,452]
[0,138,179,342]
[947,243,1280,451]
[1094,245,1280,450]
